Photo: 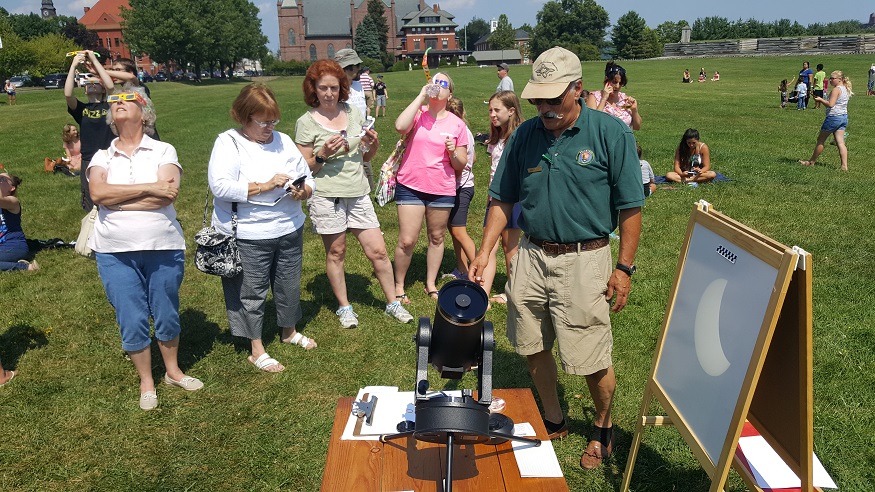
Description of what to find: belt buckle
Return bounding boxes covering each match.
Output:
[541,241,560,255]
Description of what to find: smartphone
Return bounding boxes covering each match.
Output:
[686,171,696,176]
[363,116,375,132]
[291,175,307,189]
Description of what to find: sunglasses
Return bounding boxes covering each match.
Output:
[107,93,146,106]
[83,81,102,87]
[343,65,360,72]
[606,66,626,76]
[66,51,101,58]
[528,85,574,106]
[433,79,450,89]
[252,118,280,128]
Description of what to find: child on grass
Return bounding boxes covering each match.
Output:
[796,76,807,110]
[637,143,656,197]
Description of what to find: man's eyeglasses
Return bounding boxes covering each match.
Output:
[433,79,450,89]
[83,81,102,87]
[107,93,142,103]
[252,118,280,128]
[528,84,574,106]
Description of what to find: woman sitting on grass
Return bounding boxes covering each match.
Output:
[88,87,201,410]
[799,70,852,171]
[0,173,38,272]
[665,128,717,185]
[62,124,82,172]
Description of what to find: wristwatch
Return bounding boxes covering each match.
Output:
[314,152,326,164]
[615,262,636,276]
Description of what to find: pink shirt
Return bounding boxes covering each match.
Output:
[397,108,470,196]
[590,90,632,127]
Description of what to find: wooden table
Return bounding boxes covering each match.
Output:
[321,388,569,491]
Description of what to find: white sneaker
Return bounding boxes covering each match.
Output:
[336,306,358,329]
[385,301,413,323]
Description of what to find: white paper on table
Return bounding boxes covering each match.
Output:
[738,435,837,489]
[512,422,536,437]
[342,387,405,440]
[511,439,564,478]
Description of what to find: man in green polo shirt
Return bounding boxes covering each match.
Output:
[469,46,644,471]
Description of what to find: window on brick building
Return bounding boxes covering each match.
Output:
[328,44,335,59]
[414,39,420,50]
[288,29,295,46]
[442,38,448,49]
[310,44,317,62]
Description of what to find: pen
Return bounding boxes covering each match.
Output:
[542,153,552,164]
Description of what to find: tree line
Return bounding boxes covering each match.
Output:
[0,8,95,80]
[455,0,875,61]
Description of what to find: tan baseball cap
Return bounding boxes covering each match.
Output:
[334,49,362,68]
[520,47,582,100]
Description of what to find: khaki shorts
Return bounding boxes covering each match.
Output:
[365,92,375,109]
[308,194,380,235]
[505,236,613,376]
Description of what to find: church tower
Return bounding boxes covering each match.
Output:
[41,0,57,19]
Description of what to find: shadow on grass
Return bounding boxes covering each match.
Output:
[176,309,222,371]
[306,272,386,311]
[0,324,49,369]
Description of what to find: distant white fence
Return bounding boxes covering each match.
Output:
[663,34,875,57]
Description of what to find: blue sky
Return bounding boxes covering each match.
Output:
[1,0,870,52]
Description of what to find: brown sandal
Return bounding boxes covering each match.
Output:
[580,426,613,470]
[396,294,411,305]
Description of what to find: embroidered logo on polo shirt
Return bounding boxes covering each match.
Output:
[577,149,594,165]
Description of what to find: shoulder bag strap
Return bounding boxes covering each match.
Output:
[203,134,242,233]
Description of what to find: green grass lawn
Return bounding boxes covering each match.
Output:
[0,54,873,491]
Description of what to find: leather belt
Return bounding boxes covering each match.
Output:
[526,234,609,255]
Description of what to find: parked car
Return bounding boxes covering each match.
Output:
[75,72,94,87]
[200,70,210,79]
[9,75,32,88]
[43,73,65,89]
[140,72,154,83]
[154,71,168,82]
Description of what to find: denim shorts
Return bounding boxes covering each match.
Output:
[394,182,455,208]
[449,186,475,227]
[821,114,848,132]
[483,200,523,229]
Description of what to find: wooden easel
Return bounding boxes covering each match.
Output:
[621,202,821,492]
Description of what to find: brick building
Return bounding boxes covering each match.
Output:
[79,0,154,74]
[277,0,463,63]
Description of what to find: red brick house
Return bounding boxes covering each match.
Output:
[79,0,154,74]
[278,0,463,63]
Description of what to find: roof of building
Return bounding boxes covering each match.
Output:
[79,0,128,27]
[283,0,424,37]
[468,49,522,63]
[474,29,532,47]
[400,7,457,29]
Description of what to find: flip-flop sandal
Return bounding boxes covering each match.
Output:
[284,332,317,350]
[249,353,285,373]
[396,293,411,305]
[424,289,439,300]
[0,370,15,386]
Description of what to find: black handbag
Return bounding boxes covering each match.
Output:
[194,193,241,278]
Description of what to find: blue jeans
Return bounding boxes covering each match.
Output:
[96,250,185,351]
[797,94,806,110]
[0,243,29,271]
